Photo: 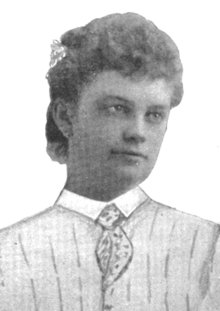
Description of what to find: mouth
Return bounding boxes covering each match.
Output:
[110,149,147,160]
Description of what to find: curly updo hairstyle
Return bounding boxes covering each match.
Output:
[46,12,183,163]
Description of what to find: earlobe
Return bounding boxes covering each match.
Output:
[52,99,73,138]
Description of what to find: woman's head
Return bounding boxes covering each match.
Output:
[46,12,183,163]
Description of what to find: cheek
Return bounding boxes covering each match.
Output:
[93,122,122,143]
[147,129,167,152]
[77,127,110,156]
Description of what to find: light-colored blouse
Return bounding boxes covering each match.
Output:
[0,187,220,311]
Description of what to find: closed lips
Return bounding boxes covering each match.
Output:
[111,150,147,159]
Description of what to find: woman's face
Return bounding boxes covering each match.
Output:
[66,71,173,200]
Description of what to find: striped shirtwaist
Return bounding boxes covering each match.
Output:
[0,186,220,311]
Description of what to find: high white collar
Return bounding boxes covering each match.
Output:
[55,186,148,220]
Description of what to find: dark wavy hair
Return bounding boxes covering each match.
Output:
[46,12,183,163]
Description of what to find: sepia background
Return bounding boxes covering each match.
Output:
[0,0,219,228]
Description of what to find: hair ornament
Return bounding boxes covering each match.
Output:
[49,40,66,68]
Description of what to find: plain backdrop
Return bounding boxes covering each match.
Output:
[0,0,219,228]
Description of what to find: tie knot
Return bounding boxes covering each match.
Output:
[96,204,125,229]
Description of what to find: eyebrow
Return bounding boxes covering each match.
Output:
[147,104,170,111]
[98,95,129,104]
[98,95,169,110]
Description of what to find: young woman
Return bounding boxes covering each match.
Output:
[0,12,219,311]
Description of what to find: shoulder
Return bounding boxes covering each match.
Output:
[143,197,220,265]
[0,206,58,245]
[147,196,220,230]
[139,195,220,250]
[0,203,93,248]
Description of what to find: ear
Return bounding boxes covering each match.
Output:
[52,99,73,138]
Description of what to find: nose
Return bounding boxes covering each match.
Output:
[122,117,146,144]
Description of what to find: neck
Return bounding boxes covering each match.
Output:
[65,173,136,202]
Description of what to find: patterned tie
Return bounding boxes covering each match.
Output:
[95,204,133,290]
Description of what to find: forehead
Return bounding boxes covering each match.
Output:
[79,71,173,107]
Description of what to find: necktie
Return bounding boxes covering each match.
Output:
[95,204,133,290]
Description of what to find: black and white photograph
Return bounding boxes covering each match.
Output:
[0,1,220,310]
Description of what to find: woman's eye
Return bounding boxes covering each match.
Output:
[108,105,128,113]
[146,112,163,123]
